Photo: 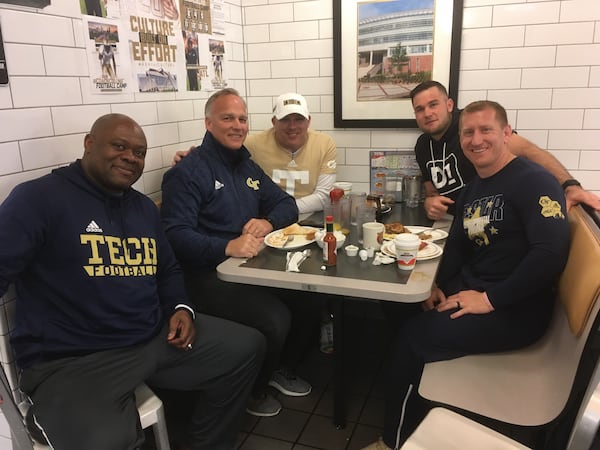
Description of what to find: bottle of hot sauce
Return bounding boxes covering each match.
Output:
[323,215,337,266]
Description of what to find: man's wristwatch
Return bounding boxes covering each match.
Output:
[562,179,582,190]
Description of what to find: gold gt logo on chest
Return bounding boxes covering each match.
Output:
[246,177,260,190]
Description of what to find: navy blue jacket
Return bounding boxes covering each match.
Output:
[161,131,298,272]
[0,161,190,369]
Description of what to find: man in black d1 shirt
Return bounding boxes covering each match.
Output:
[411,80,600,219]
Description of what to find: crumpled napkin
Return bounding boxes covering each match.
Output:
[286,251,307,272]
[373,252,395,265]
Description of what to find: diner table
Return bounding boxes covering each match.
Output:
[217,203,452,428]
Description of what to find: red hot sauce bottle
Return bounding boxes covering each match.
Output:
[323,215,337,266]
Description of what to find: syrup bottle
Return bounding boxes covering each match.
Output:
[323,215,337,266]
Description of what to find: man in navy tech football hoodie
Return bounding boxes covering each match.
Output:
[0,113,265,450]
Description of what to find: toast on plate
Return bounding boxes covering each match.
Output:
[282,223,316,240]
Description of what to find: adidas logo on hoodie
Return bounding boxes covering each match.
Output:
[85,221,103,233]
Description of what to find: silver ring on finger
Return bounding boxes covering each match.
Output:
[187,343,193,350]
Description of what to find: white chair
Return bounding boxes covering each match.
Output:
[403,354,600,450]
[0,285,171,450]
[418,206,600,445]
[400,407,531,450]
[566,352,600,449]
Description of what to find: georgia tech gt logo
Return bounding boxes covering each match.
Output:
[246,177,260,190]
[539,196,565,219]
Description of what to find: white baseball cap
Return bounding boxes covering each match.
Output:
[273,93,310,120]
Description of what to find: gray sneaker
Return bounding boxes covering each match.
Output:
[246,393,282,417]
[268,368,312,397]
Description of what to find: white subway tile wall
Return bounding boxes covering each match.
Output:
[0,0,599,203]
[1,4,599,444]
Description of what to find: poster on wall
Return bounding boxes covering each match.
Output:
[82,0,186,93]
[208,38,226,90]
[129,12,183,92]
[84,19,130,92]
[80,0,120,18]
[80,0,227,93]
[180,0,211,91]
[369,151,419,196]
[210,0,225,35]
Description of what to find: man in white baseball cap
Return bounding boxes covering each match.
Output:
[272,92,310,120]
[246,92,336,214]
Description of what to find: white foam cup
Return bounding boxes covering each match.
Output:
[394,233,420,270]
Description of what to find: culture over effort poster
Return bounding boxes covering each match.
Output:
[81,0,227,94]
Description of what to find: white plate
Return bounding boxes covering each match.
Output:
[404,226,448,242]
[380,240,443,261]
[264,227,318,250]
[384,226,448,242]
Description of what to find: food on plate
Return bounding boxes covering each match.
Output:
[385,222,407,235]
[419,241,428,251]
[267,231,288,248]
[283,223,316,240]
[383,223,437,241]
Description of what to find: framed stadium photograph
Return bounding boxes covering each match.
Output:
[333,0,463,128]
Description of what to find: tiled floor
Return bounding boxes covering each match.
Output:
[147,298,394,450]
[234,299,392,450]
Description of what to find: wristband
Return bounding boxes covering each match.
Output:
[175,304,196,320]
[561,179,581,190]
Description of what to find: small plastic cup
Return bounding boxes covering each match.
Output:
[394,233,420,270]
[345,245,359,257]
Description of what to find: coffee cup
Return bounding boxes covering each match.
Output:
[362,222,384,250]
[394,233,420,270]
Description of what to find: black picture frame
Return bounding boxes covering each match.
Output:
[0,0,50,7]
[0,25,7,85]
[333,0,463,129]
